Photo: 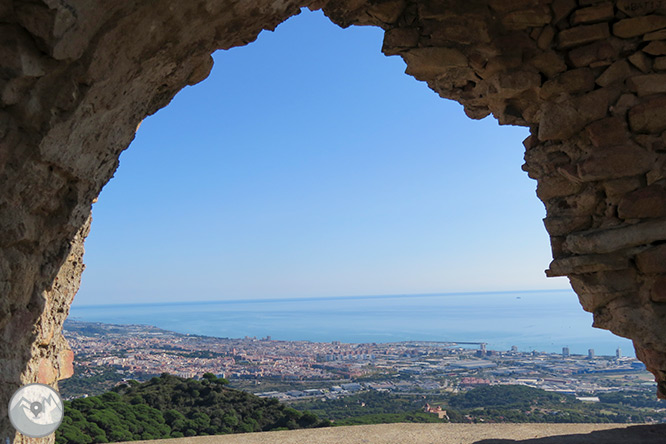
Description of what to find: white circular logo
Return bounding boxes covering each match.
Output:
[8,383,64,437]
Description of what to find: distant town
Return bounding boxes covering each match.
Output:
[62,320,656,402]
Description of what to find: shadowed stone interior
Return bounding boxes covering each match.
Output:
[2,0,666,441]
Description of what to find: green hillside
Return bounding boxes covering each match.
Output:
[56,373,329,444]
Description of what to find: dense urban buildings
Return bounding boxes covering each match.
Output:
[63,321,653,402]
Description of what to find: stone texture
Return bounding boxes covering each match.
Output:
[596,59,632,87]
[537,25,555,50]
[3,3,666,441]
[571,3,614,25]
[629,51,653,73]
[551,0,576,24]
[565,219,666,254]
[402,47,468,79]
[629,96,666,133]
[585,117,629,148]
[644,41,666,56]
[540,68,595,99]
[613,15,666,39]
[501,7,551,30]
[618,0,666,17]
[536,175,583,201]
[628,74,666,96]
[558,23,610,49]
[618,184,666,219]
[569,269,638,312]
[656,57,666,71]
[644,29,666,41]
[651,276,666,302]
[567,40,616,67]
[636,245,666,274]
[547,253,629,277]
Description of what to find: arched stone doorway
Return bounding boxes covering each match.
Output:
[2,0,666,441]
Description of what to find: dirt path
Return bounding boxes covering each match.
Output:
[117,423,666,444]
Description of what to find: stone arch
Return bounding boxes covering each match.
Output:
[2,0,666,441]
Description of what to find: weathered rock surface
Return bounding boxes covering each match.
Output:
[2,1,666,441]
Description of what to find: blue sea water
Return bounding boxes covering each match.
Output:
[68,290,635,357]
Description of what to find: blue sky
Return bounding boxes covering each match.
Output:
[74,9,569,306]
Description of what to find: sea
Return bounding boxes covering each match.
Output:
[68,289,636,357]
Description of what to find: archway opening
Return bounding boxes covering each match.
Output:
[4,0,666,440]
[65,8,635,393]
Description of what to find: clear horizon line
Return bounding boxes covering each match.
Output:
[71,288,573,309]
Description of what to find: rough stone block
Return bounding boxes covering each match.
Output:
[543,215,592,236]
[547,253,629,276]
[583,82,618,117]
[495,31,541,51]
[629,51,653,73]
[628,74,666,96]
[613,15,666,38]
[402,47,468,80]
[490,70,542,98]
[502,6,552,30]
[186,55,214,86]
[488,0,542,14]
[484,54,523,77]
[367,0,405,23]
[540,68,595,99]
[644,41,666,56]
[618,0,666,17]
[585,117,629,148]
[539,88,610,141]
[636,244,666,273]
[603,176,643,198]
[570,269,638,311]
[536,174,583,200]
[428,17,491,45]
[647,155,666,184]
[537,25,555,50]
[567,40,616,67]
[558,23,610,49]
[656,57,666,70]
[37,358,57,384]
[651,276,666,302]
[58,349,74,379]
[551,0,577,23]
[529,50,567,78]
[587,269,640,294]
[596,59,632,87]
[611,93,640,118]
[578,144,652,181]
[545,188,600,218]
[382,27,420,55]
[565,218,666,254]
[417,0,481,18]
[645,29,666,41]
[550,235,568,258]
[538,100,582,140]
[571,2,614,25]
[618,184,666,219]
[629,96,666,133]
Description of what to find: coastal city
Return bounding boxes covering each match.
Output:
[62,320,655,402]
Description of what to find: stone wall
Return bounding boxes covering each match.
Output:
[1,0,666,441]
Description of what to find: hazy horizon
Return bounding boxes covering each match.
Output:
[68,289,633,357]
[71,288,570,308]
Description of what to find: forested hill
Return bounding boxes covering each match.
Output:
[56,373,329,444]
